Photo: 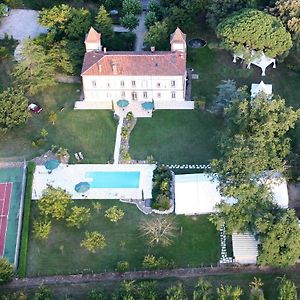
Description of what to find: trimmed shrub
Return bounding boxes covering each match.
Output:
[18,162,35,277]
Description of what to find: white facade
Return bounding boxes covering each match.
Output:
[82,75,186,104]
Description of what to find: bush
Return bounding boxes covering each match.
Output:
[0,257,14,284]
[18,162,35,277]
[194,100,206,111]
[116,261,130,272]
[33,219,52,240]
[142,254,174,270]
[105,206,125,223]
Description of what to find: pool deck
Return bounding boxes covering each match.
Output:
[32,164,156,200]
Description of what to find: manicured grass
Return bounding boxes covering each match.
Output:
[130,110,223,164]
[26,200,220,276]
[0,83,117,163]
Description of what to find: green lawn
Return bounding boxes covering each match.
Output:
[130,110,223,164]
[26,200,220,276]
[0,83,117,163]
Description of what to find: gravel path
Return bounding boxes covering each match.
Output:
[134,11,146,51]
[3,265,298,289]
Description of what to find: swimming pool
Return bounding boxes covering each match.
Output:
[86,171,140,188]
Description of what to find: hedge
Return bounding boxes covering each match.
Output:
[17,161,35,277]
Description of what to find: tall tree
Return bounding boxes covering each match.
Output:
[257,209,300,267]
[144,21,169,50]
[217,9,293,59]
[95,5,114,43]
[122,0,142,15]
[120,13,139,31]
[207,0,256,29]
[38,186,72,220]
[269,0,300,51]
[211,96,299,197]
[0,88,30,133]
[13,40,56,95]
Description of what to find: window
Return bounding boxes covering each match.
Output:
[132,80,136,87]
[107,82,110,88]
[92,80,96,87]
[157,93,161,98]
[132,92,137,100]
[121,91,125,98]
[106,92,111,98]
[156,82,161,88]
[171,91,176,99]
[143,91,147,99]
[120,80,125,87]
[142,80,147,88]
[171,80,175,87]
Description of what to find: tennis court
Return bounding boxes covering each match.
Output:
[0,167,25,266]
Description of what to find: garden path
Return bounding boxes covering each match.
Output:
[113,117,124,164]
[133,11,146,51]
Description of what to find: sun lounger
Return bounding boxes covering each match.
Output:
[78,152,84,160]
[74,153,80,161]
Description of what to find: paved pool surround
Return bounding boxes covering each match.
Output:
[32,164,156,200]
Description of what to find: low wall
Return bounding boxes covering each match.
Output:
[74,101,113,110]
[154,101,194,110]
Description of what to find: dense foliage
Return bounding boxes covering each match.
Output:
[66,206,91,228]
[0,88,30,133]
[211,96,299,197]
[95,5,114,44]
[217,9,293,59]
[151,165,172,210]
[144,21,169,50]
[80,231,107,253]
[0,257,14,284]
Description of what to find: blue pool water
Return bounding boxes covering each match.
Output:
[86,171,140,188]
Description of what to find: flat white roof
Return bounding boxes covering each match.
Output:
[174,173,236,215]
[175,173,289,215]
[232,232,259,264]
[32,164,156,200]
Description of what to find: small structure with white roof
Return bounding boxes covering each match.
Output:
[251,81,272,99]
[232,232,259,264]
[174,173,289,215]
[233,51,276,76]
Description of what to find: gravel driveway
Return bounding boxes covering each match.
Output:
[0,9,47,41]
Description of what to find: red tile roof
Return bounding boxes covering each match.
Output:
[81,51,186,76]
[85,27,101,43]
[170,27,186,44]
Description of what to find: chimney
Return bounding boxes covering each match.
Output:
[150,46,155,52]
[103,47,107,54]
[98,64,102,72]
[112,63,118,74]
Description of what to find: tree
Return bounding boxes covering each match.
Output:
[120,13,139,31]
[144,21,169,50]
[105,206,125,223]
[0,88,30,133]
[33,219,52,240]
[270,0,300,51]
[217,9,293,59]
[249,277,265,300]
[38,186,72,220]
[33,285,53,300]
[66,206,91,229]
[257,209,300,267]
[216,284,243,300]
[122,0,142,15]
[206,0,255,29]
[13,40,56,95]
[213,80,248,114]
[0,257,14,284]
[48,111,57,126]
[55,147,69,162]
[166,282,188,300]
[95,5,114,43]
[193,278,213,300]
[139,216,177,246]
[211,96,299,197]
[277,276,297,300]
[80,231,106,253]
[1,291,28,300]
[92,201,102,214]
[145,11,157,29]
